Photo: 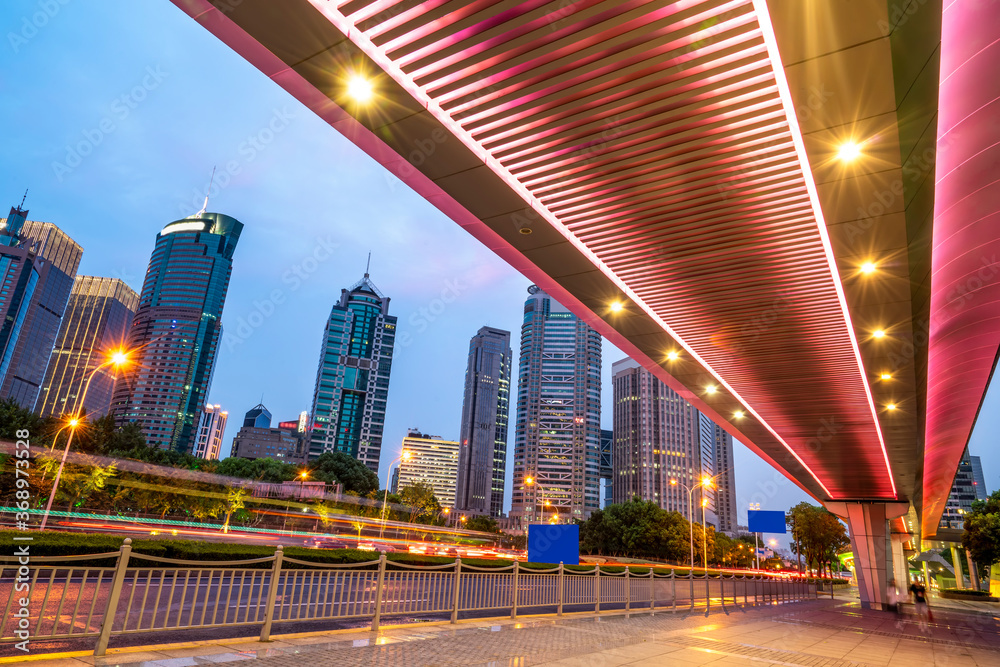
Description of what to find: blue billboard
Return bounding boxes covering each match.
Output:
[748,510,787,534]
[527,524,579,565]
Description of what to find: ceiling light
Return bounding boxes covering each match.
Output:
[880,373,892,380]
[705,385,717,395]
[609,301,624,313]
[666,351,680,361]
[887,403,897,411]
[347,75,374,102]
[734,410,745,419]
[873,330,886,338]
[861,262,877,274]
[837,141,863,162]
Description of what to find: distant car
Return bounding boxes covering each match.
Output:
[436,546,459,557]
[304,536,349,549]
[372,542,398,553]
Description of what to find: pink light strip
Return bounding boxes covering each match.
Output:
[750,0,896,498]
[308,0,836,498]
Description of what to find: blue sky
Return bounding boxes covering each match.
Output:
[2,1,996,547]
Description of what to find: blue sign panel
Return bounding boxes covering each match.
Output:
[527,524,579,565]
[748,510,787,534]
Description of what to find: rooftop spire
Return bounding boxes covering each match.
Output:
[19,189,27,210]
[196,166,216,217]
[365,251,371,277]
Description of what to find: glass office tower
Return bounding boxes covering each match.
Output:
[511,285,602,529]
[111,213,242,453]
[308,272,396,471]
[36,276,139,418]
[0,208,83,408]
[455,326,512,518]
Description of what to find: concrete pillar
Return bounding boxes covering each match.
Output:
[951,546,966,589]
[966,550,980,591]
[825,502,909,610]
[891,535,907,590]
[923,560,931,588]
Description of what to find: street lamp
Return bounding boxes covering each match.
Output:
[379,450,410,540]
[701,497,709,569]
[670,472,723,572]
[40,348,130,530]
[443,507,451,527]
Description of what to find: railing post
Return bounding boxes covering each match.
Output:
[557,562,564,616]
[671,569,676,613]
[94,538,132,656]
[510,561,519,620]
[649,567,655,611]
[370,552,387,631]
[450,557,462,624]
[705,572,710,610]
[689,569,694,610]
[625,566,631,612]
[594,564,601,614]
[260,545,284,641]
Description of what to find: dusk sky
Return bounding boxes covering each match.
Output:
[2,1,996,548]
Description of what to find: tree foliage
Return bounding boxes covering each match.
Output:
[963,490,1000,567]
[465,515,500,534]
[787,502,849,576]
[580,498,694,562]
[398,482,443,524]
[309,452,380,495]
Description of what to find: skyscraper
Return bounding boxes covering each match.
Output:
[243,403,272,428]
[396,429,460,508]
[0,208,83,408]
[36,277,139,418]
[308,271,396,471]
[511,285,601,530]
[455,326,512,518]
[230,403,307,463]
[971,454,988,501]
[611,357,703,516]
[111,213,242,453]
[940,447,982,529]
[193,404,228,460]
[702,414,737,535]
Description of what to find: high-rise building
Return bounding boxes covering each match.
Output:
[36,277,139,418]
[244,403,272,428]
[611,357,703,517]
[971,454,988,501]
[395,429,460,508]
[702,414,737,535]
[193,404,228,460]
[0,208,83,409]
[455,326,512,518]
[510,285,602,530]
[941,447,983,529]
[599,428,613,508]
[308,271,396,471]
[111,213,242,453]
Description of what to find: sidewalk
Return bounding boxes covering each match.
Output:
[9,596,1000,667]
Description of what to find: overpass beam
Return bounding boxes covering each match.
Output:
[825,502,909,610]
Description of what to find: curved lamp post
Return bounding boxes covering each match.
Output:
[40,349,130,530]
[379,450,410,540]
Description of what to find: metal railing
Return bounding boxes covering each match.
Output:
[0,539,820,656]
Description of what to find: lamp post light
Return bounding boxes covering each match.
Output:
[443,507,451,528]
[380,450,410,540]
[749,502,761,569]
[670,473,722,572]
[40,349,130,531]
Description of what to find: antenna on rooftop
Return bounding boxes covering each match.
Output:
[19,189,27,210]
[365,251,371,277]
[196,167,216,217]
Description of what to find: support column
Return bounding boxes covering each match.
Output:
[891,534,908,590]
[825,502,909,610]
[951,546,966,589]
[966,550,980,591]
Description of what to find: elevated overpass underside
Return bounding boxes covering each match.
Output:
[171,0,1000,606]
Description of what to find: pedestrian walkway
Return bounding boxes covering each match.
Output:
[10,597,1000,667]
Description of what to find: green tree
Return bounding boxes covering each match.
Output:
[221,487,248,533]
[579,498,689,562]
[787,502,849,577]
[399,482,442,524]
[963,490,1000,569]
[0,397,45,441]
[465,515,500,533]
[310,452,380,495]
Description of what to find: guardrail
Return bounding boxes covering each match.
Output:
[0,539,820,656]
